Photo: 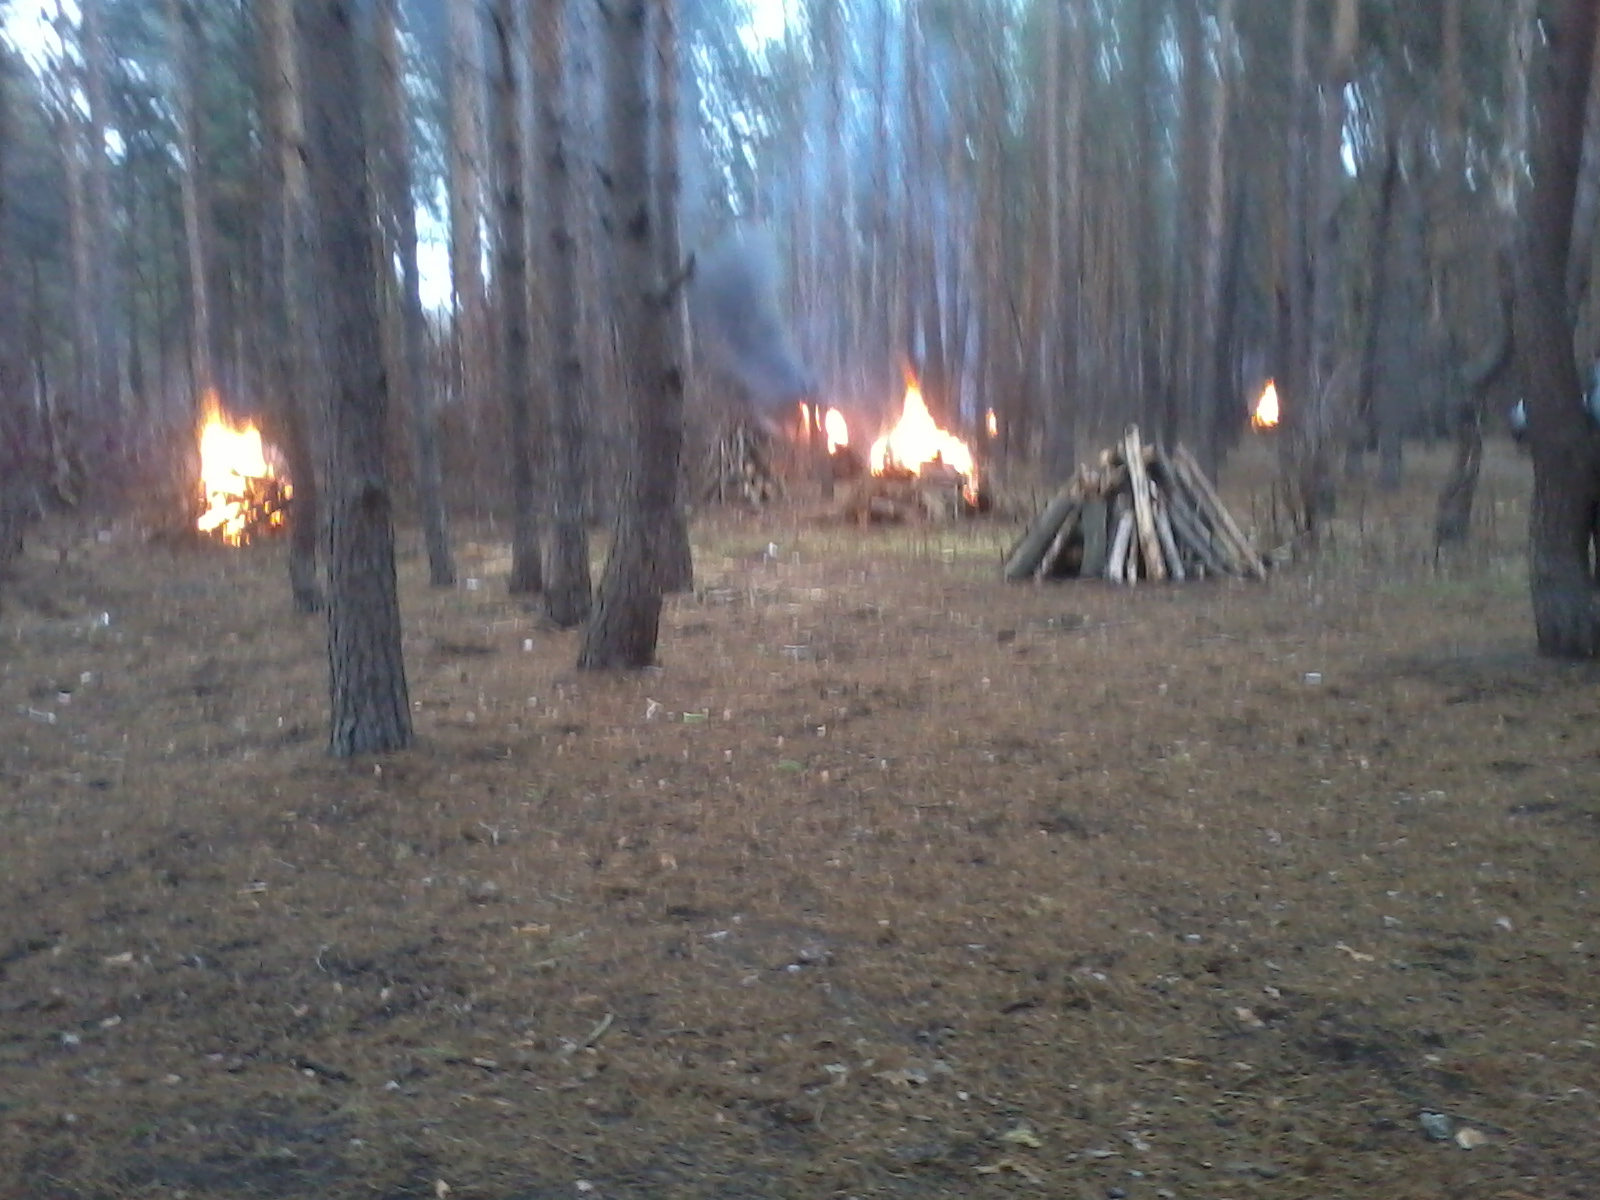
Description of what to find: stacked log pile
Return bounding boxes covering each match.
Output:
[831,460,971,525]
[703,420,783,507]
[1004,426,1265,583]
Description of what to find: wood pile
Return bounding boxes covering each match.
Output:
[1004,426,1265,583]
[703,420,783,507]
[831,461,973,525]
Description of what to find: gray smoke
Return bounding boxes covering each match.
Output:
[689,224,816,413]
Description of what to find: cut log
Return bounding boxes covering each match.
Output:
[1170,444,1266,578]
[1037,503,1084,578]
[1153,489,1187,581]
[1079,497,1109,578]
[1164,495,1234,577]
[1106,507,1136,584]
[1003,486,1080,580]
[1157,453,1247,574]
[1123,426,1167,581]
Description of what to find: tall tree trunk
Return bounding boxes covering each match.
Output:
[167,0,215,404]
[1169,0,1208,449]
[650,0,693,593]
[1306,0,1359,505]
[1279,0,1358,538]
[489,1,543,596]
[56,92,90,497]
[375,0,456,587]
[298,0,413,753]
[1039,0,1067,476]
[1513,0,1600,657]
[1129,0,1165,439]
[531,0,593,627]
[447,0,489,422]
[1279,0,1313,417]
[1352,123,1400,483]
[260,0,323,613]
[1432,0,1477,545]
[1190,0,1236,476]
[0,59,27,566]
[578,0,687,670]
[80,0,120,438]
[1435,267,1513,547]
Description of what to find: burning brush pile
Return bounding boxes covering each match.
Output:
[195,397,291,546]
[829,373,983,524]
[1004,425,1264,584]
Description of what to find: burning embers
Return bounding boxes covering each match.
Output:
[195,394,291,545]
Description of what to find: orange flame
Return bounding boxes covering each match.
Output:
[985,408,999,438]
[869,371,976,483]
[196,393,282,544]
[823,408,849,454]
[1253,380,1281,429]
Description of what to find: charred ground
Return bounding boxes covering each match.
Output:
[1,442,1596,1199]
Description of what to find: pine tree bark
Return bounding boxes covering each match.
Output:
[447,0,490,418]
[490,1,543,596]
[298,0,413,754]
[1190,0,1235,477]
[167,0,216,404]
[1513,0,1600,657]
[578,0,686,671]
[260,0,323,613]
[649,0,693,593]
[79,0,120,434]
[1434,269,1512,548]
[531,0,593,628]
[0,61,26,568]
[376,0,456,588]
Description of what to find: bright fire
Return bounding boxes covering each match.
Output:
[985,408,999,438]
[869,372,976,484]
[196,393,282,544]
[823,408,849,454]
[1253,380,1281,429]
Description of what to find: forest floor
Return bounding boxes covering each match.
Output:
[1,438,1597,1200]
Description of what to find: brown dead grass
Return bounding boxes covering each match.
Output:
[1,439,1597,1200]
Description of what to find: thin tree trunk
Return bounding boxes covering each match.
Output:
[532,0,593,628]
[490,1,543,596]
[261,0,323,613]
[1433,0,1517,546]
[650,0,693,593]
[56,90,91,490]
[447,0,489,428]
[0,62,27,566]
[80,0,119,436]
[167,0,215,404]
[1191,0,1236,477]
[1353,123,1400,485]
[1435,268,1513,547]
[1306,0,1359,509]
[1039,0,1067,476]
[579,0,686,670]
[298,0,413,754]
[1513,0,1600,657]
[375,0,456,587]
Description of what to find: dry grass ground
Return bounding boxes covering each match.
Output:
[1,439,1596,1200]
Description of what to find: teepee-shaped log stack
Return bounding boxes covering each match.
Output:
[1004,426,1265,584]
